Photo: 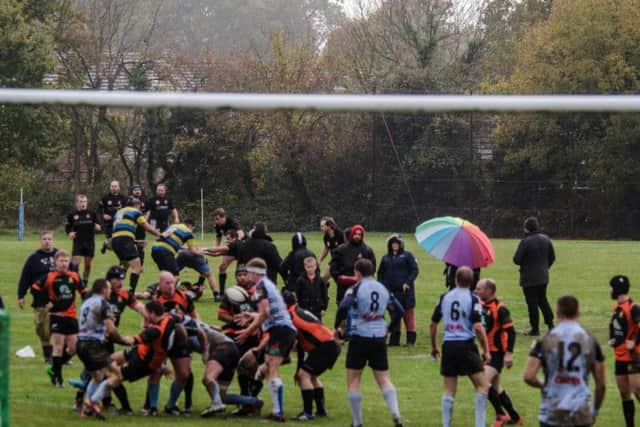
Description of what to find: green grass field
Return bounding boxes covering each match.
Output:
[2,231,639,426]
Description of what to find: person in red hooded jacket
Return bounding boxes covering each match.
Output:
[329,224,376,305]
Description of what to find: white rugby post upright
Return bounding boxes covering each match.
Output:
[1,89,640,112]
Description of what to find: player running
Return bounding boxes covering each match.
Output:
[608,275,640,427]
[475,278,522,426]
[335,258,404,427]
[111,198,161,292]
[524,295,606,427]
[430,266,491,427]
[65,194,101,283]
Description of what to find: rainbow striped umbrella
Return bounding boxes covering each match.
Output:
[414,216,496,268]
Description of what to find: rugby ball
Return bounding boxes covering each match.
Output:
[225,286,249,305]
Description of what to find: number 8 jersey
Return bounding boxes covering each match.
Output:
[344,277,393,339]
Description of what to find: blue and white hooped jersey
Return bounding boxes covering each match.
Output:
[346,278,391,339]
[431,287,482,342]
[254,277,296,332]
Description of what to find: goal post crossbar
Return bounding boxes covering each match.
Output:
[1,89,640,112]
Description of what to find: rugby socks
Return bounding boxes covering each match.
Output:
[219,273,227,293]
[225,393,258,406]
[488,386,505,415]
[42,344,53,363]
[348,391,363,426]
[313,387,326,414]
[499,390,519,420]
[196,275,205,286]
[166,381,183,409]
[623,399,635,427]
[441,394,454,427]
[113,384,132,411]
[129,272,140,293]
[206,380,223,406]
[52,356,63,384]
[269,378,284,416]
[250,379,263,397]
[301,389,314,415]
[86,380,98,402]
[382,385,400,419]
[148,382,160,410]
[238,374,250,395]
[60,349,73,365]
[184,372,194,410]
[91,379,111,404]
[474,392,488,427]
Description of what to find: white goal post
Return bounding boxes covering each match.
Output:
[1,89,640,112]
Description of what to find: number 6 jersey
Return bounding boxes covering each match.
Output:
[529,321,604,426]
[431,287,483,342]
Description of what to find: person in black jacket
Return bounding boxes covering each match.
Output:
[208,222,282,284]
[513,217,556,336]
[294,257,329,320]
[16,230,57,363]
[329,224,376,305]
[280,232,316,291]
[377,234,419,346]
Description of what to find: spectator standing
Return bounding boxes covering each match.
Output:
[377,234,419,347]
[513,217,556,336]
[280,232,316,292]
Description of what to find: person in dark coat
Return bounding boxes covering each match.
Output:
[377,234,419,346]
[209,222,282,284]
[294,257,329,320]
[513,216,556,336]
[280,232,316,291]
[329,224,376,305]
[444,263,480,291]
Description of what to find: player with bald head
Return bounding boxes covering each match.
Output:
[430,266,491,427]
[98,180,128,254]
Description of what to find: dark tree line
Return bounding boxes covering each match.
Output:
[1,0,639,238]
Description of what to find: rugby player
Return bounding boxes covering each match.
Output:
[129,184,148,264]
[65,194,100,283]
[111,198,161,292]
[430,266,490,427]
[212,208,244,299]
[145,183,179,232]
[475,278,522,426]
[98,180,128,254]
[318,216,345,283]
[32,250,86,387]
[150,219,207,279]
[77,278,133,419]
[524,295,606,427]
[283,290,339,420]
[335,258,404,427]
[235,258,297,422]
[608,275,640,427]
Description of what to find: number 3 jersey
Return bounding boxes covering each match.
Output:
[529,321,604,426]
[431,287,482,341]
[79,294,115,342]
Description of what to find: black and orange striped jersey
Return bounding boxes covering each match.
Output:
[155,289,196,318]
[480,298,515,353]
[31,270,86,318]
[610,299,640,362]
[288,304,335,353]
[134,314,177,370]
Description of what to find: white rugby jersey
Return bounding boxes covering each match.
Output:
[431,287,483,341]
[529,321,604,426]
[78,294,115,342]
